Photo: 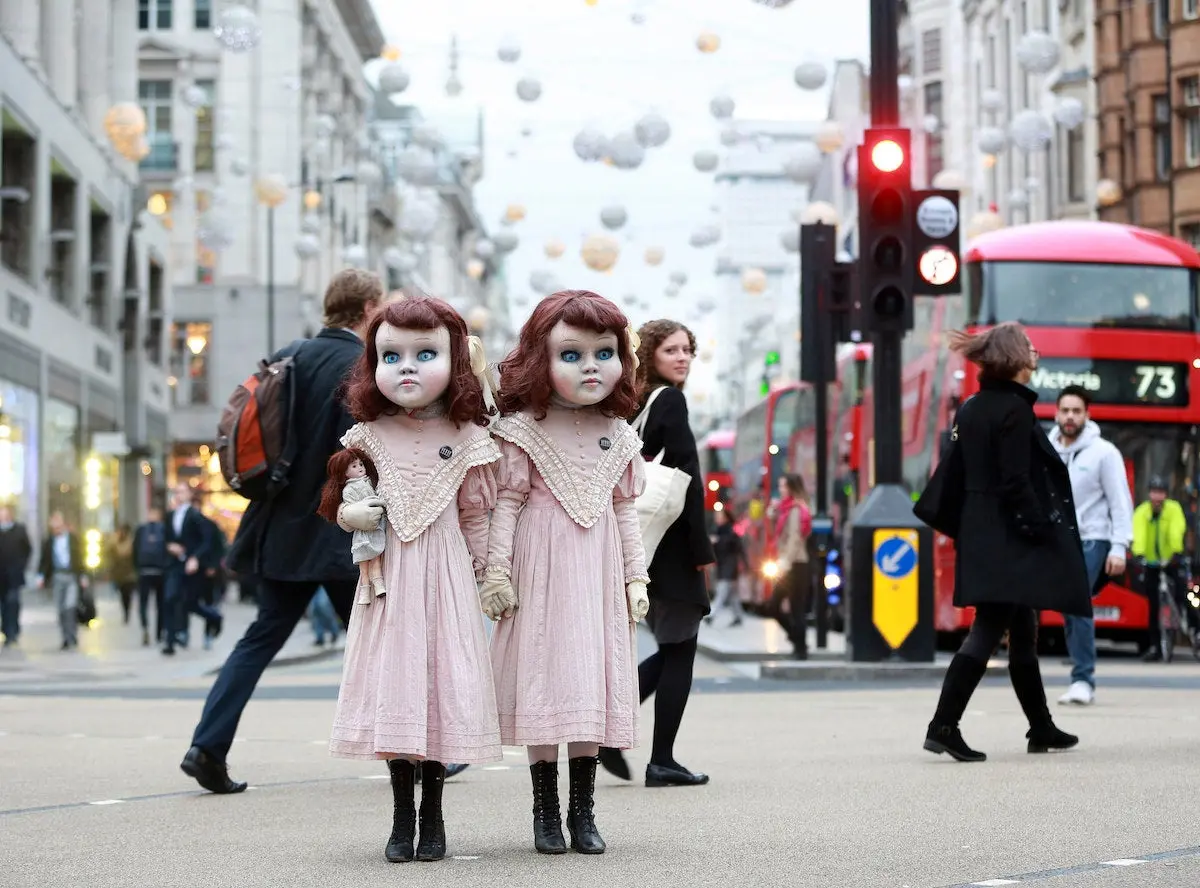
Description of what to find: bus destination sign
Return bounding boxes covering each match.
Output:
[1028,358,1189,407]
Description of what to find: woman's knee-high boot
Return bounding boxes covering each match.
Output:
[1009,660,1079,753]
[567,756,606,854]
[529,760,567,854]
[924,654,989,762]
[384,759,416,863]
[415,761,447,861]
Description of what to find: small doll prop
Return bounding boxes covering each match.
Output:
[484,289,649,856]
[317,293,502,864]
[321,447,386,603]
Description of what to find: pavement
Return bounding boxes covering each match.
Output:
[3,587,1200,887]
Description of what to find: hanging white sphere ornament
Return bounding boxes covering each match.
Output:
[801,201,840,225]
[516,77,542,102]
[314,114,337,138]
[573,127,609,162]
[378,64,410,95]
[780,229,800,253]
[932,169,968,191]
[356,160,383,186]
[396,145,440,186]
[710,94,735,120]
[466,258,486,280]
[497,36,521,63]
[505,203,527,223]
[294,234,320,260]
[1007,188,1030,209]
[382,246,405,269]
[980,89,1005,113]
[814,121,845,154]
[544,238,565,259]
[793,60,827,91]
[1009,109,1053,152]
[530,269,561,295]
[1016,30,1060,74]
[720,126,739,147]
[492,230,519,253]
[342,244,368,267]
[181,84,208,109]
[229,157,249,177]
[1054,97,1087,130]
[213,5,262,52]
[253,174,288,208]
[581,234,620,272]
[600,205,628,230]
[741,267,768,294]
[411,123,444,150]
[897,74,915,95]
[466,306,491,332]
[696,31,721,53]
[300,212,321,235]
[473,238,496,259]
[1096,178,1122,206]
[392,250,421,272]
[197,213,235,252]
[634,112,671,148]
[922,114,941,135]
[689,224,721,248]
[644,246,665,266]
[664,283,681,298]
[1025,176,1041,193]
[669,270,688,287]
[608,131,646,169]
[399,197,440,240]
[696,298,716,313]
[445,73,463,97]
[977,126,1007,155]
[693,149,720,173]
[782,142,822,182]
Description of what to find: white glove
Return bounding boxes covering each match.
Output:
[479,569,518,621]
[338,497,384,532]
[626,581,649,623]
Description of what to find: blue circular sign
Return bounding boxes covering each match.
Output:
[875,536,916,579]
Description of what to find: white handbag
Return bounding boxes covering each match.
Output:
[631,386,692,565]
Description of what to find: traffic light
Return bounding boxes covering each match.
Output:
[857,128,914,333]
[911,189,962,295]
[761,349,780,396]
[800,222,836,384]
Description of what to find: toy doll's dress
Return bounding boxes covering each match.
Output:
[487,405,648,748]
[330,408,503,763]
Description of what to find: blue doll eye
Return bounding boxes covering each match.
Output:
[382,352,399,364]
[560,350,580,363]
[417,349,437,362]
[597,348,615,361]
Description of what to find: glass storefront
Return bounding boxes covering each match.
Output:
[44,398,82,530]
[0,380,40,530]
[169,441,246,543]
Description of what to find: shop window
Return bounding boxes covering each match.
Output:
[0,122,36,282]
[194,0,211,28]
[194,81,216,172]
[1185,77,1200,168]
[138,80,175,173]
[0,383,41,528]
[196,190,214,283]
[1153,94,1172,182]
[169,321,212,406]
[44,398,81,532]
[89,203,112,330]
[138,0,172,30]
[48,166,78,309]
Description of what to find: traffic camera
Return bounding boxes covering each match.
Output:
[856,128,914,333]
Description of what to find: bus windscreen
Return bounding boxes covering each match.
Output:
[975,262,1195,331]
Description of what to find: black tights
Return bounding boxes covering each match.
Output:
[958,603,1039,665]
[638,635,698,768]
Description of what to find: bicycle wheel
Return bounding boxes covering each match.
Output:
[1160,588,1176,664]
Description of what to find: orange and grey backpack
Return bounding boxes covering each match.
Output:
[215,340,309,502]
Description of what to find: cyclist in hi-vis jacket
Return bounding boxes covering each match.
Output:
[1131,476,1189,661]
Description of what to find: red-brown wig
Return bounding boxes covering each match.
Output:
[496,289,639,419]
[317,448,380,524]
[342,293,491,427]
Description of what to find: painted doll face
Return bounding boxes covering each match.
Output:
[547,321,622,407]
[346,458,367,480]
[374,323,452,410]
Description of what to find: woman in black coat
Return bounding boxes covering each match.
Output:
[599,319,716,788]
[922,322,1090,762]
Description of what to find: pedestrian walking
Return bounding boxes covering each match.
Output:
[765,474,813,658]
[133,507,168,647]
[108,524,137,626]
[706,507,749,627]
[599,318,716,788]
[322,295,502,863]
[0,505,33,647]
[180,268,384,795]
[306,586,340,646]
[37,511,89,650]
[1131,477,1189,661]
[485,291,648,855]
[1049,385,1133,704]
[161,482,222,656]
[918,323,1088,762]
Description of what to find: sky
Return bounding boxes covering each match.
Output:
[367,0,870,405]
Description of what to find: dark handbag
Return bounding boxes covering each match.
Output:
[913,424,965,539]
[76,583,96,625]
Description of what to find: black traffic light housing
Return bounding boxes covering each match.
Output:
[911,188,962,295]
[857,127,914,333]
[799,222,837,384]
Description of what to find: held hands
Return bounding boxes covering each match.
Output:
[338,497,385,533]
[479,568,518,621]
[626,581,649,623]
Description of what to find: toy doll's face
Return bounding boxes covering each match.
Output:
[346,458,367,480]
[374,322,452,410]
[547,321,622,407]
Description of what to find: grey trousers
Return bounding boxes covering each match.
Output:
[52,573,78,645]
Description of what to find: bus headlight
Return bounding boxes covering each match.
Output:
[761,559,780,579]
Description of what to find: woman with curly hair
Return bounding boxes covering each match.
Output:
[599,319,716,788]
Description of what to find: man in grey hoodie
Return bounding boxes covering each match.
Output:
[1050,385,1134,705]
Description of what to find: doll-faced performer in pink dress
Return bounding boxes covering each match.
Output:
[482,289,650,856]
[319,295,502,865]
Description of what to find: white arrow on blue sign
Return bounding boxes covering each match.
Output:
[874,536,916,579]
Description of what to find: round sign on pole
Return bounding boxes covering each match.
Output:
[918,246,959,286]
[916,195,958,239]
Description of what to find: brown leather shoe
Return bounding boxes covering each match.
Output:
[180,745,248,794]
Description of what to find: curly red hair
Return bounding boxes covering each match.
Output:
[316,448,379,524]
[496,290,639,419]
[342,293,491,427]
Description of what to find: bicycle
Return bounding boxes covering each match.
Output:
[1139,558,1200,663]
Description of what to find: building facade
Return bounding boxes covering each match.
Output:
[1094,0,1200,244]
[0,0,174,543]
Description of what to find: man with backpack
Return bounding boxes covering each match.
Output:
[180,269,385,794]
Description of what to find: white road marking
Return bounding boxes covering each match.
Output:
[971,881,1020,886]
[359,774,389,780]
[452,855,481,861]
[89,799,125,806]
[1101,860,1147,867]
[66,733,86,739]
[482,765,511,771]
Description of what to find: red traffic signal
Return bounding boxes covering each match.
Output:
[870,139,905,173]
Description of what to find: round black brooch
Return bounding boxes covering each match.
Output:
[438,445,453,460]
[599,436,612,451]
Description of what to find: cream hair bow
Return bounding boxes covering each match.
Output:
[626,324,641,375]
[467,334,498,396]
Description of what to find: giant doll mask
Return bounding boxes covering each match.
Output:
[547,321,622,407]
[374,323,453,410]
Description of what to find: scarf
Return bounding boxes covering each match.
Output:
[775,496,812,541]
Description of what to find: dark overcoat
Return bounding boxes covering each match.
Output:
[632,385,717,612]
[225,328,362,584]
[953,377,1091,617]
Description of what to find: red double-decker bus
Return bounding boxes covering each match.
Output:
[699,428,735,515]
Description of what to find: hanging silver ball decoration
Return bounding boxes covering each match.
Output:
[696,298,716,313]
[1025,176,1041,193]
[709,94,735,120]
[396,145,440,186]
[213,5,262,52]
[181,83,208,109]
[664,283,681,298]
[782,142,822,182]
[473,238,496,259]
[399,196,440,240]
[793,60,827,91]
[378,64,410,95]
[229,156,249,177]
[980,89,1005,113]
[294,234,320,260]
[197,213,235,252]
[689,224,721,248]
[516,77,542,102]
[669,270,688,287]
[492,229,519,253]
[313,114,337,139]
[922,114,941,135]
[445,73,463,97]
[600,205,628,230]
[342,244,368,267]
[1016,30,1060,74]
[530,269,561,296]
[719,126,739,147]
[780,228,800,253]
[300,212,321,235]
[693,149,720,173]
[1053,97,1086,130]
[356,160,383,186]
[608,131,646,170]
[977,126,1007,155]
[411,123,444,150]
[386,248,420,272]
[634,112,671,148]
[573,127,609,162]
[382,246,405,269]
[497,36,521,64]
[1007,188,1030,209]
[1009,109,1053,152]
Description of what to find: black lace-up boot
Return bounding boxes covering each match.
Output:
[384,759,416,863]
[529,760,567,854]
[415,761,447,861]
[566,756,606,854]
